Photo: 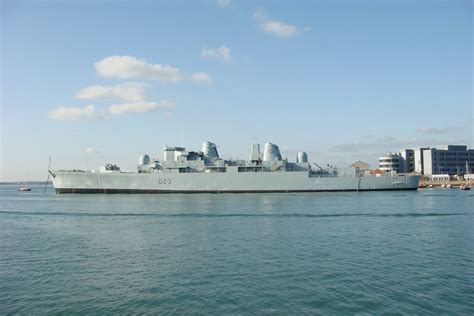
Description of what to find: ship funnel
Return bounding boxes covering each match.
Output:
[202,141,219,159]
[296,152,308,163]
[263,143,282,162]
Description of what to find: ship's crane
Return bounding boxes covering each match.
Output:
[313,163,324,171]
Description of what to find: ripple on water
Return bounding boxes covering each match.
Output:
[0,186,473,314]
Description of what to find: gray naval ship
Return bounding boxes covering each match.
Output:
[50,141,420,193]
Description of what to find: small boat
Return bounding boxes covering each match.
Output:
[446,184,452,188]
[428,184,433,188]
[460,162,472,191]
[18,175,32,192]
[440,184,446,188]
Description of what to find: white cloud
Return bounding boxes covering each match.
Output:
[190,72,212,83]
[201,45,232,63]
[416,127,458,134]
[94,55,211,83]
[76,82,149,102]
[49,55,212,120]
[216,0,231,8]
[254,9,307,38]
[95,55,183,82]
[108,101,174,115]
[261,21,298,37]
[331,134,471,156]
[333,137,398,152]
[84,147,99,154]
[49,105,98,120]
[49,101,175,120]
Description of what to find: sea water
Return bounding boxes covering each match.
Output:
[1,185,473,314]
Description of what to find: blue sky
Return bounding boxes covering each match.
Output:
[1,0,472,181]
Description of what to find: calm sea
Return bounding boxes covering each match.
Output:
[1,184,473,314]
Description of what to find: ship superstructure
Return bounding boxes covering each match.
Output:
[50,141,420,193]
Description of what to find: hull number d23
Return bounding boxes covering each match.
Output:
[159,178,172,185]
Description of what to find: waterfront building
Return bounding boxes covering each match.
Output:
[400,149,415,173]
[378,153,404,173]
[414,148,429,174]
[420,145,474,176]
[383,145,474,176]
[425,174,450,182]
[350,161,370,176]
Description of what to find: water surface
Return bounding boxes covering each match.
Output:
[1,185,473,314]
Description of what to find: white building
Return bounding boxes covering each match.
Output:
[379,145,473,176]
[414,148,429,174]
[426,174,450,182]
[378,153,403,173]
[400,149,415,173]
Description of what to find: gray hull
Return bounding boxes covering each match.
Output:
[51,171,420,194]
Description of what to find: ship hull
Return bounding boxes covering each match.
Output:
[54,188,418,194]
[51,171,420,194]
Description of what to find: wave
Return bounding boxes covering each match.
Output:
[0,210,469,218]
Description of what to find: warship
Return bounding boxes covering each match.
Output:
[49,141,420,193]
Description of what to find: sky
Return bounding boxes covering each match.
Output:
[1,0,472,181]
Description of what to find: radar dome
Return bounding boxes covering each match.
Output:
[263,143,282,162]
[202,141,219,159]
[249,144,261,161]
[139,154,150,165]
[297,152,308,163]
